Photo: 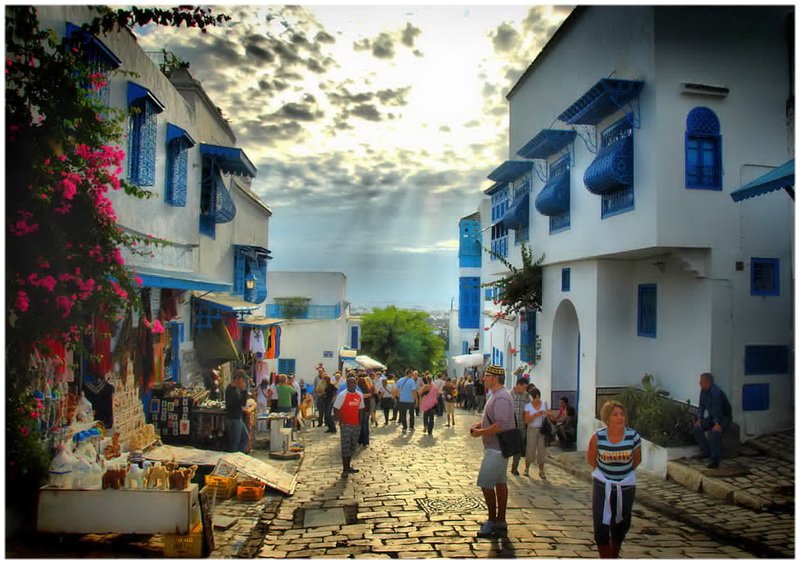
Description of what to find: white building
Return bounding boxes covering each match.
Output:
[265,272,359,380]
[36,7,272,387]
[476,5,793,447]
[449,213,483,377]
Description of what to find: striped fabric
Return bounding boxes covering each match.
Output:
[595,427,641,481]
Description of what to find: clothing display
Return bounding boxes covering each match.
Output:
[83,376,115,428]
[249,328,266,355]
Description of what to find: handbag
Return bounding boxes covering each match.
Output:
[487,413,524,458]
[420,388,439,413]
[540,417,552,438]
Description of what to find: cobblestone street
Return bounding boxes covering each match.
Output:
[251,410,755,559]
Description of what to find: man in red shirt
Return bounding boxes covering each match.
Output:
[333,376,365,476]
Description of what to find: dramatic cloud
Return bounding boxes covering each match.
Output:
[352,22,423,60]
[491,22,519,53]
[401,23,422,47]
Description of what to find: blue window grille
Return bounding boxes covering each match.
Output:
[490,189,509,260]
[637,284,657,337]
[744,345,789,375]
[278,358,296,376]
[165,139,190,206]
[549,157,571,233]
[685,107,722,190]
[561,268,571,292]
[167,322,184,381]
[459,218,482,268]
[351,326,359,349]
[599,118,634,218]
[192,299,222,336]
[459,277,481,329]
[742,383,770,411]
[520,310,537,363]
[127,84,162,187]
[750,258,779,296]
[515,224,529,243]
[66,23,121,109]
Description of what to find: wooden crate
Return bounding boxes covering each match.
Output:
[164,523,203,557]
[236,479,266,501]
[204,474,237,499]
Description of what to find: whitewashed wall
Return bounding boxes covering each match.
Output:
[267,272,347,305]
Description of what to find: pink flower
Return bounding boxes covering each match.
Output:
[134,276,143,286]
[14,290,30,312]
[54,295,73,318]
[20,427,30,437]
[151,320,164,334]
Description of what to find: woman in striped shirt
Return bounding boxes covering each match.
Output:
[587,400,642,558]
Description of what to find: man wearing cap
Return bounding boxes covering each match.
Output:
[332,376,365,475]
[469,365,514,538]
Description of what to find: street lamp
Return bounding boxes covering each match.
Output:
[244,272,257,302]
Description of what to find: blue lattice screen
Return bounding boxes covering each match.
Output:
[128,100,158,186]
[165,139,189,206]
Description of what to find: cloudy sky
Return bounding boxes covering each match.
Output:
[135,5,572,310]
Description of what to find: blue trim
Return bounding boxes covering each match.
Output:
[65,22,122,68]
[165,132,190,207]
[498,191,530,230]
[458,218,482,267]
[750,258,780,296]
[744,345,789,375]
[134,267,231,292]
[278,359,296,376]
[686,106,720,136]
[558,78,644,125]
[601,186,634,218]
[127,81,165,113]
[549,214,570,233]
[195,295,258,313]
[459,276,481,329]
[487,160,533,184]
[685,107,722,190]
[200,143,257,178]
[484,182,507,196]
[561,268,571,292]
[520,310,537,363]
[535,170,570,216]
[351,326,359,349]
[166,123,196,147]
[742,383,770,411]
[731,159,795,202]
[518,129,577,159]
[637,284,657,338]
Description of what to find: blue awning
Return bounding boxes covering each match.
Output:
[535,172,570,216]
[584,135,633,195]
[518,129,577,159]
[498,191,530,230]
[558,79,644,125]
[234,244,272,259]
[200,143,257,178]
[731,160,795,202]
[65,22,122,69]
[166,123,196,147]
[133,266,231,292]
[487,160,533,184]
[127,81,165,113]
[484,182,507,195]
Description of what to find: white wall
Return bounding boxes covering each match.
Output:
[268,272,346,305]
[265,318,346,380]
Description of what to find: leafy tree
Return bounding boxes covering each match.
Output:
[5,4,228,532]
[360,307,445,374]
[482,242,544,326]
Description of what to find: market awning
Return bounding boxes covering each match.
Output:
[584,135,633,195]
[238,315,283,327]
[194,318,238,367]
[730,159,795,202]
[450,353,485,368]
[134,267,231,293]
[127,81,165,113]
[558,78,643,125]
[535,171,570,216]
[339,348,358,359]
[193,291,261,312]
[166,123,196,147]
[342,359,359,369]
[200,143,257,178]
[355,355,387,370]
[498,191,530,230]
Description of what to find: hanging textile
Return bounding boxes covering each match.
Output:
[265,327,276,360]
[89,315,113,377]
[159,288,178,321]
[83,376,115,428]
[274,326,281,358]
[151,331,164,387]
[256,359,270,386]
[249,327,266,355]
[225,316,240,341]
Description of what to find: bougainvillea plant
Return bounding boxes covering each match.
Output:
[482,242,544,327]
[5,4,228,528]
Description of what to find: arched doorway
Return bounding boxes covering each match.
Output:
[552,300,580,412]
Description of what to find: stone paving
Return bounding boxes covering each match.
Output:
[249,410,756,559]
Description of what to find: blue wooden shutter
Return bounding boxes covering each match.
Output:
[351,326,359,349]
[459,277,480,329]
[233,249,245,295]
[637,284,657,337]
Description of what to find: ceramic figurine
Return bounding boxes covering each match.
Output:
[125,463,146,489]
[169,464,198,490]
[102,463,127,489]
[74,431,98,462]
[48,445,77,488]
[71,456,93,489]
[74,392,94,423]
[104,432,121,460]
[146,461,169,490]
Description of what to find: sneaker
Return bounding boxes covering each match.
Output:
[539,471,547,480]
[706,460,720,469]
[347,467,360,473]
[476,521,499,538]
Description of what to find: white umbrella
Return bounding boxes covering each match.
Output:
[450,353,485,368]
[354,355,387,370]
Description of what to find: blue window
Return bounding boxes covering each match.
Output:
[742,383,770,411]
[165,124,195,207]
[744,345,789,375]
[166,322,184,381]
[750,258,779,296]
[66,23,121,108]
[685,107,722,190]
[490,189,509,260]
[458,218,482,268]
[459,277,481,329]
[351,326,359,349]
[234,247,269,302]
[127,82,164,187]
[520,310,537,363]
[192,299,222,336]
[561,268,571,292]
[278,358,296,376]
[599,118,634,218]
[637,284,657,337]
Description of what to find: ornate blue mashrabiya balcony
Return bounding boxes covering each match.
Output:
[535,172,570,216]
[583,135,633,195]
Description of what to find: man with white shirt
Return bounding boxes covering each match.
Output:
[433,371,447,417]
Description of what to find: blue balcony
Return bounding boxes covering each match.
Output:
[266,303,342,320]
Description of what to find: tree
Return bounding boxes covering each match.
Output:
[482,242,544,326]
[360,307,445,374]
[5,5,228,532]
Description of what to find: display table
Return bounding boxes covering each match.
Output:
[37,483,200,535]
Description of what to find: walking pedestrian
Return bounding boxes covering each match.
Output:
[332,376,365,476]
[523,387,548,479]
[443,376,457,427]
[357,375,371,447]
[225,370,251,453]
[587,400,642,559]
[464,376,475,411]
[393,369,418,432]
[469,365,514,538]
[419,375,438,435]
[474,376,486,413]
[377,373,394,425]
[323,375,337,433]
[314,373,328,427]
[433,371,446,417]
[509,378,530,475]
[691,372,732,469]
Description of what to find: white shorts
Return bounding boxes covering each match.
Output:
[477,448,508,489]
